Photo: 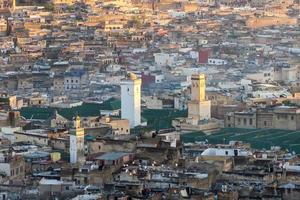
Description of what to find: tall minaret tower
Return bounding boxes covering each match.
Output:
[121,73,142,128]
[7,0,16,13]
[69,116,85,164]
[188,74,211,124]
[191,73,206,102]
[12,0,15,13]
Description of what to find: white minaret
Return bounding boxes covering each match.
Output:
[69,116,85,164]
[121,73,142,128]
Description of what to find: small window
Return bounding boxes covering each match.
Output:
[291,116,294,120]
[264,121,267,126]
[225,151,228,155]
[249,118,253,125]
[127,88,129,92]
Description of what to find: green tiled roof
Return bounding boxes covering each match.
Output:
[20,107,54,120]
[0,98,9,103]
[20,98,121,120]
[85,135,95,141]
[141,109,187,130]
[181,128,300,153]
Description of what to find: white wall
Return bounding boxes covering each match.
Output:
[189,51,199,60]
[168,10,186,18]
[121,79,141,128]
[1,127,21,143]
[155,74,164,83]
[0,163,10,176]
[69,126,85,164]
[274,65,300,83]
[246,69,274,83]
[201,148,252,157]
[70,135,78,164]
[154,53,177,67]
[64,77,83,90]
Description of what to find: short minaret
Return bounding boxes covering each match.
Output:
[69,116,85,164]
[188,74,211,124]
[121,73,142,128]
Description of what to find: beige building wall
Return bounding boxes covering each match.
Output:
[52,0,75,5]
[234,113,256,129]
[273,113,298,130]
[257,112,273,129]
[15,132,49,146]
[0,157,25,179]
[188,100,211,123]
[87,140,135,154]
[29,97,48,106]
[105,118,130,135]
[53,76,64,92]
[8,96,17,109]
[143,96,163,109]
[224,113,235,128]
[225,107,300,130]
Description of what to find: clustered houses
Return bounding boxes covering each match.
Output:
[0,0,299,199]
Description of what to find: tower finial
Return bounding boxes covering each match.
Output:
[127,72,137,80]
[74,113,81,129]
